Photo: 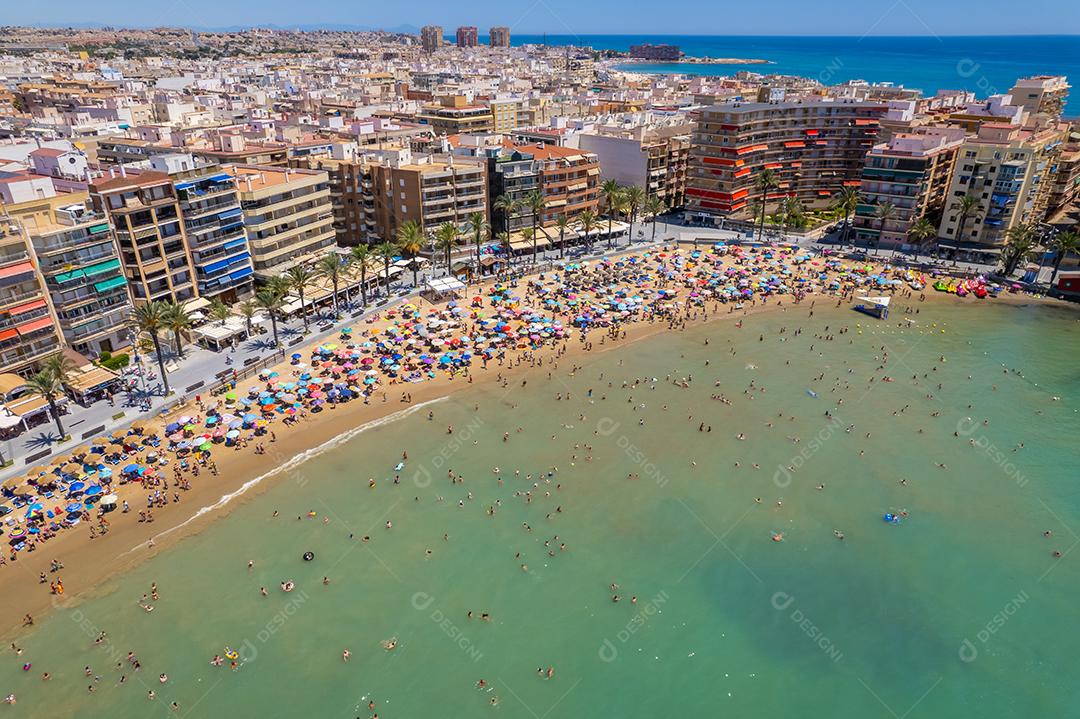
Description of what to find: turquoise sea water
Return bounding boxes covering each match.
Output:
[2,299,1079,718]
[512,35,1080,116]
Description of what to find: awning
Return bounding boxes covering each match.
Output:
[182,297,212,312]
[55,268,84,283]
[82,258,121,277]
[0,261,34,280]
[16,316,54,335]
[426,277,465,294]
[783,141,805,148]
[94,276,126,293]
[0,328,17,342]
[6,298,47,315]
[66,366,120,394]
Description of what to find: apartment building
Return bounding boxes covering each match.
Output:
[938,122,1066,247]
[489,99,531,134]
[489,27,511,48]
[150,155,254,301]
[578,124,692,208]
[686,100,887,218]
[90,169,198,305]
[7,191,130,358]
[0,212,62,376]
[509,141,601,226]
[456,27,479,48]
[229,165,336,281]
[1046,134,1080,219]
[1007,76,1070,118]
[420,26,443,53]
[291,144,375,246]
[852,128,965,249]
[417,98,495,136]
[366,149,487,239]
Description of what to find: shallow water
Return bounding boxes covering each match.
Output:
[4,299,1079,718]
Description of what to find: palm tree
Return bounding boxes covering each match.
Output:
[285,264,317,331]
[467,212,488,278]
[601,180,623,249]
[129,301,170,394]
[160,301,192,358]
[952,194,981,246]
[643,195,665,242]
[554,214,571,259]
[834,186,860,248]
[208,297,230,325]
[493,194,519,236]
[753,169,778,242]
[623,185,645,242]
[396,219,425,287]
[374,241,398,293]
[1001,223,1037,277]
[255,286,285,347]
[434,222,458,277]
[1049,230,1079,289]
[238,300,257,337]
[499,230,514,272]
[522,189,546,264]
[578,210,598,254]
[349,244,373,307]
[873,202,897,255]
[520,227,536,265]
[907,217,937,263]
[42,352,78,390]
[315,253,346,318]
[25,369,67,438]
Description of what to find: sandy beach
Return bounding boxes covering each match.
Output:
[0,245,1045,639]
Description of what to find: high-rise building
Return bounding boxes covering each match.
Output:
[7,191,130,358]
[686,100,887,219]
[228,166,336,282]
[364,148,488,239]
[938,122,1066,248]
[578,124,693,209]
[852,128,965,250]
[489,26,511,48]
[1007,76,1070,118]
[152,155,254,302]
[455,26,478,48]
[90,169,198,305]
[417,97,495,135]
[420,25,443,53]
[0,210,63,376]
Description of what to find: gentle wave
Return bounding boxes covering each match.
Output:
[120,397,447,555]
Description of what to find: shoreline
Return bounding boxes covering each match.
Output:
[0,248,1061,639]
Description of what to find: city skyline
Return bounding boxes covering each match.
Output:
[3,0,1079,36]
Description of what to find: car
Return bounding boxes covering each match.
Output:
[317,320,334,331]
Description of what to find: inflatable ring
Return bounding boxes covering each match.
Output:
[302,551,314,562]
[224,648,239,660]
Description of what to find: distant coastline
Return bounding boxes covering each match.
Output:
[619,56,773,66]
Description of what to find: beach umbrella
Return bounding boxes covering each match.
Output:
[84,485,103,498]
[123,464,141,474]
[65,502,83,514]
[67,481,86,495]
[226,430,241,439]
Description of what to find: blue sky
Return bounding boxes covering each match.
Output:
[5,0,1077,35]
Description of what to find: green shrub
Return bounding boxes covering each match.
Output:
[101,353,130,370]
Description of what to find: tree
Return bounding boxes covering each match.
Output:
[396,219,425,287]
[467,212,488,278]
[374,241,398,293]
[554,214,571,259]
[601,179,623,249]
[1049,230,1079,289]
[208,297,230,325]
[907,217,937,263]
[643,195,665,242]
[160,301,193,358]
[25,369,67,439]
[499,230,514,272]
[493,194,519,236]
[754,169,778,242]
[315,253,346,318]
[833,186,860,248]
[255,286,286,347]
[238,300,257,337]
[434,222,458,277]
[349,244,373,307]
[1001,223,1037,277]
[623,185,645,242]
[873,202,897,255]
[128,303,170,396]
[522,189,546,264]
[285,264,317,331]
[42,352,78,391]
[953,195,981,247]
[577,210,598,254]
[780,197,806,234]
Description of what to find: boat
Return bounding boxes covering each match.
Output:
[853,296,890,320]
[933,280,949,292]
